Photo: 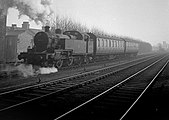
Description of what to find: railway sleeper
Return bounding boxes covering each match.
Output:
[69,106,127,120]
[40,87,60,91]
[32,89,53,94]
[39,88,56,91]
[99,97,134,104]
[93,101,131,108]
[103,95,136,102]
[20,92,41,98]
[0,98,22,104]
[0,102,11,110]
[90,106,130,115]
[42,86,60,90]
[112,92,139,97]
[119,87,144,92]
[114,89,142,94]
[20,92,42,98]
[3,96,27,103]
[14,95,35,101]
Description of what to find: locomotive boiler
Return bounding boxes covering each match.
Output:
[18,26,92,68]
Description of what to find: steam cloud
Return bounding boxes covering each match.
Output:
[1,64,58,78]
[0,0,53,24]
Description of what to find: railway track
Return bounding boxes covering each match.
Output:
[54,54,169,120]
[0,53,167,120]
[122,56,169,120]
[0,53,158,93]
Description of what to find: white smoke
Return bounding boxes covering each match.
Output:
[38,67,58,74]
[16,64,35,77]
[0,0,53,24]
[17,64,58,77]
[1,64,58,78]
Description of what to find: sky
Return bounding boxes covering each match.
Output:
[6,0,169,46]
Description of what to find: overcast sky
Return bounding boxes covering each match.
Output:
[7,0,169,46]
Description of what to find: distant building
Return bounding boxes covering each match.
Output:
[5,22,42,63]
[162,41,169,50]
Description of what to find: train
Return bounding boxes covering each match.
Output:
[18,26,152,68]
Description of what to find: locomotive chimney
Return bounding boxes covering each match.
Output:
[22,22,30,30]
[55,29,62,34]
[45,26,50,32]
[0,8,7,63]
[11,24,17,30]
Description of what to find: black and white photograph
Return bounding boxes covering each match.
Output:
[0,0,169,119]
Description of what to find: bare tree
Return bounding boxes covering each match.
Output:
[50,15,147,44]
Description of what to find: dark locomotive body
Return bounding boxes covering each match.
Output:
[18,26,151,68]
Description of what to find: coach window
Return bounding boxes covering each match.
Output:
[105,39,106,47]
[107,39,108,47]
[106,39,109,47]
[109,40,111,47]
[98,39,100,47]
[113,40,116,47]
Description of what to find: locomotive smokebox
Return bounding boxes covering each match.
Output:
[55,29,62,34]
[0,8,7,63]
[45,26,50,32]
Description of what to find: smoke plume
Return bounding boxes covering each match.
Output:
[0,0,53,24]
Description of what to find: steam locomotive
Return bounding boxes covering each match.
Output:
[18,26,152,68]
